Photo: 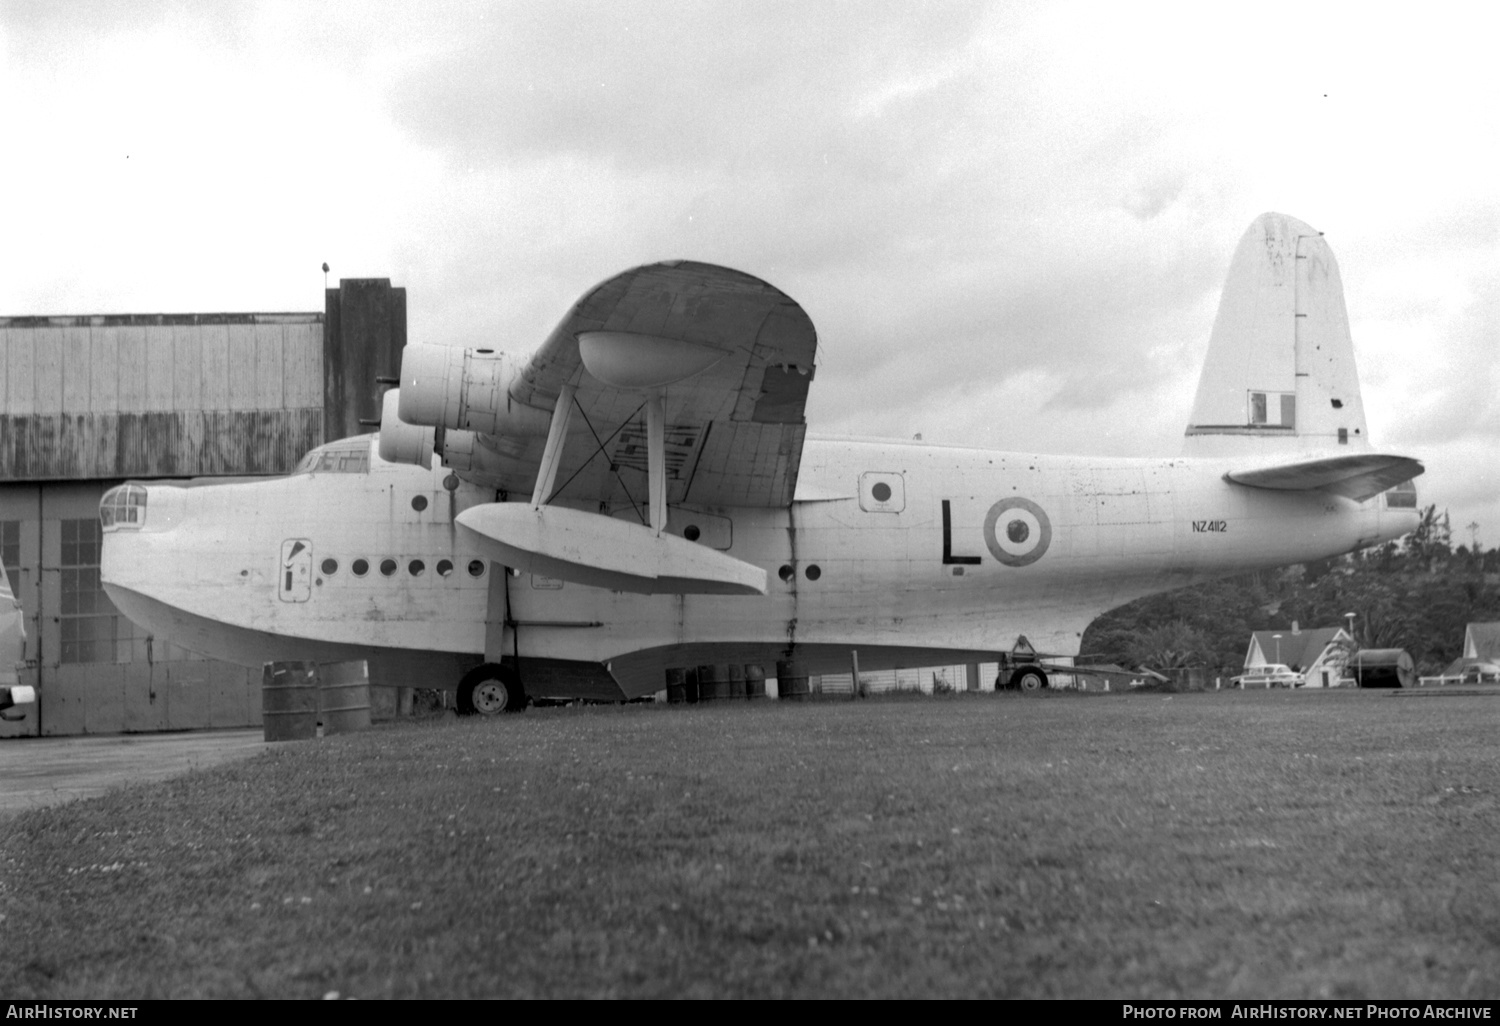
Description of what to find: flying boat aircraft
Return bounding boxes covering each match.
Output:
[100,213,1424,713]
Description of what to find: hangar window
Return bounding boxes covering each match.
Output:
[2,521,18,594]
[294,439,371,475]
[409,559,425,577]
[437,559,454,577]
[352,558,369,577]
[380,558,398,577]
[59,518,138,664]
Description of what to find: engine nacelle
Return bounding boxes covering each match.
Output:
[397,343,552,437]
[379,386,537,491]
[376,389,435,468]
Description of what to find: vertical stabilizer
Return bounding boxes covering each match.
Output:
[1183,213,1370,457]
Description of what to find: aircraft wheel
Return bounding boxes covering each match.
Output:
[456,664,527,716]
[1010,666,1048,692]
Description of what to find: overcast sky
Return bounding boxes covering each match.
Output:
[3,1,1496,547]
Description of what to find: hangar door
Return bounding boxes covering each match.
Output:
[0,482,260,737]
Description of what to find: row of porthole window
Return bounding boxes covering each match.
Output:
[778,563,823,582]
[319,557,487,580]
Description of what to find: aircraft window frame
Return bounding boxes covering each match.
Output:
[295,440,372,475]
[409,559,425,577]
[437,559,454,577]
[321,558,338,576]
[99,484,148,531]
[805,564,822,581]
[467,560,486,578]
[352,558,370,577]
[380,558,398,577]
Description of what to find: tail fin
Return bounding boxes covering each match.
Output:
[1183,213,1369,458]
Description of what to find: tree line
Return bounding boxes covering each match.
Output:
[1079,507,1497,678]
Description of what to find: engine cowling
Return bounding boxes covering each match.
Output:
[397,343,552,437]
[376,389,435,468]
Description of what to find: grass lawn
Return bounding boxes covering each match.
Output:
[2,689,1497,999]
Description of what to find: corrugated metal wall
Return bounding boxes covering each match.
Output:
[0,314,324,479]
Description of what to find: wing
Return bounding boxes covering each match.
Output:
[479,261,817,512]
[1224,453,1424,503]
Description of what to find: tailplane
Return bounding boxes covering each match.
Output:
[1183,213,1369,458]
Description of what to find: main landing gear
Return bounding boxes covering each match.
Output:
[1006,666,1049,692]
[456,663,528,716]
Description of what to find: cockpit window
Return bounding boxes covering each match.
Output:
[1384,480,1418,509]
[295,439,371,475]
[100,484,148,531]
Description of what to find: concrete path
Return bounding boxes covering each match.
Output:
[0,728,269,820]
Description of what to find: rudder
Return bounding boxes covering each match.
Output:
[1183,213,1370,457]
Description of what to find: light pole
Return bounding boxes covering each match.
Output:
[1272,634,1282,688]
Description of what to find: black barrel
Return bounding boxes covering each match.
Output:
[665,667,689,704]
[745,664,767,699]
[262,662,318,741]
[775,660,811,701]
[697,664,734,702]
[1352,649,1416,688]
[728,663,747,699]
[683,666,700,704]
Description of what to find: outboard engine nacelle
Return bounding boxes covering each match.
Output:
[397,344,552,437]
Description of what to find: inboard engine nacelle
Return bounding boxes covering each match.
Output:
[377,388,515,481]
[397,343,553,437]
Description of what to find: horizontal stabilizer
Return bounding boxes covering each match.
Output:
[455,504,767,596]
[1225,454,1424,503]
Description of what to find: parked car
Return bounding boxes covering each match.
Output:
[1232,663,1302,688]
[1460,662,1500,685]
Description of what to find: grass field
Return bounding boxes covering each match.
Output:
[2,689,1498,999]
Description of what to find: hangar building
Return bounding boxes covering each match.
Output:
[0,280,405,737]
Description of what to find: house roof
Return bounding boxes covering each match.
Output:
[1465,623,1500,661]
[1248,627,1348,670]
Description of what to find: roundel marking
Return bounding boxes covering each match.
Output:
[983,497,1051,567]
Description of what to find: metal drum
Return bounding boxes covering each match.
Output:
[262,662,318,741]
[665,667,689,704]
[745,664,767,699]
[775,660,810,701]
[1352,649,1416,688]
[728,663,746,699]
[697,664,734,702]
[319,660,371,735]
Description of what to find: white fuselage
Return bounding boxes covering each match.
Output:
[101,435,1418,697]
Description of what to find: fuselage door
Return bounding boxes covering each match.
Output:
[279,539,313,603]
